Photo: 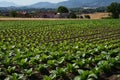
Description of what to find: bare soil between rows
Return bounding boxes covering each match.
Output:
[98,66,120,80]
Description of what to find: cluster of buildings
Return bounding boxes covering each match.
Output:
[15,11,70,18]
[1,11,109,19]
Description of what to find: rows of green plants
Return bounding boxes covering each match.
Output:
[0,19,120,80]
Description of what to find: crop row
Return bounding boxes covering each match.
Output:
[0,20,120,80]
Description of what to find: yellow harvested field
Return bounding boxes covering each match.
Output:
[81,12,110,19]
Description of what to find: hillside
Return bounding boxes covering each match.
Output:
[0,0,120,8]
[30,0,120,8]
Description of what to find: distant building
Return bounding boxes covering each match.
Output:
[33,12,56,18]
[55,13,69,18]
[2,12,9,16]
[32,12,70,18]
[17,11,30,18]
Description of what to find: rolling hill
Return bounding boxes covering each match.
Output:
[0,0,120,8]
[30,0,120,8]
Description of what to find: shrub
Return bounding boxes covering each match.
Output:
[84,15,91,19]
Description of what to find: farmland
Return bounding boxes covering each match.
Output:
[0,19,120,80]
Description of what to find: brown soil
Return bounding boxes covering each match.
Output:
[98,66,120,80]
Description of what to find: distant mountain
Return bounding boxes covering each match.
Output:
[29,0,120,8]
[0,1,17,7]
[1,0,120,8]
[29,2,56,8]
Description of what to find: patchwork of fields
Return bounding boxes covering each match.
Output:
[0,19,120,80]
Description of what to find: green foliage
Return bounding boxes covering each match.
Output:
[43,75,52,80]
[67,63,75,72]
[0,20,120,80]
[38,64,48,73]
[7,66,16,74]
[84,15,91,19]
[24,68,33,76]
[50,68,67,79]
[69,12,77,18]
[57,6,69,13]
[10,11,17,17]
[107,2,120,18]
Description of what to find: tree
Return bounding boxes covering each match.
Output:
[107,2,120,18]
[69,12,77,18]
[84,15,91,19]
[10,11,17,17]
[0,11,1,16]
[57,6,69,13]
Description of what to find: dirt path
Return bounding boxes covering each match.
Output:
[0,18,83,21]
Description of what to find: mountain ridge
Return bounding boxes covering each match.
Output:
[0,0,120,8]
[29,0,120,8]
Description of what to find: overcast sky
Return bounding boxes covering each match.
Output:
[0,0,67,5]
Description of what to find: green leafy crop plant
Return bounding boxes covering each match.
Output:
[0,19,120,80]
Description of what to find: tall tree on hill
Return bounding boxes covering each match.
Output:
[107,2,120,18]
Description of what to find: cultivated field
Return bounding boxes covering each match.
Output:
[80,12,110,19]
[0,19,120,80]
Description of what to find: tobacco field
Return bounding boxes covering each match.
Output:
[0,19,120,80]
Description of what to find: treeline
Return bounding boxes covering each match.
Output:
[107,2,120,18]
[0,6,106,17]
[0,2,120,18]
